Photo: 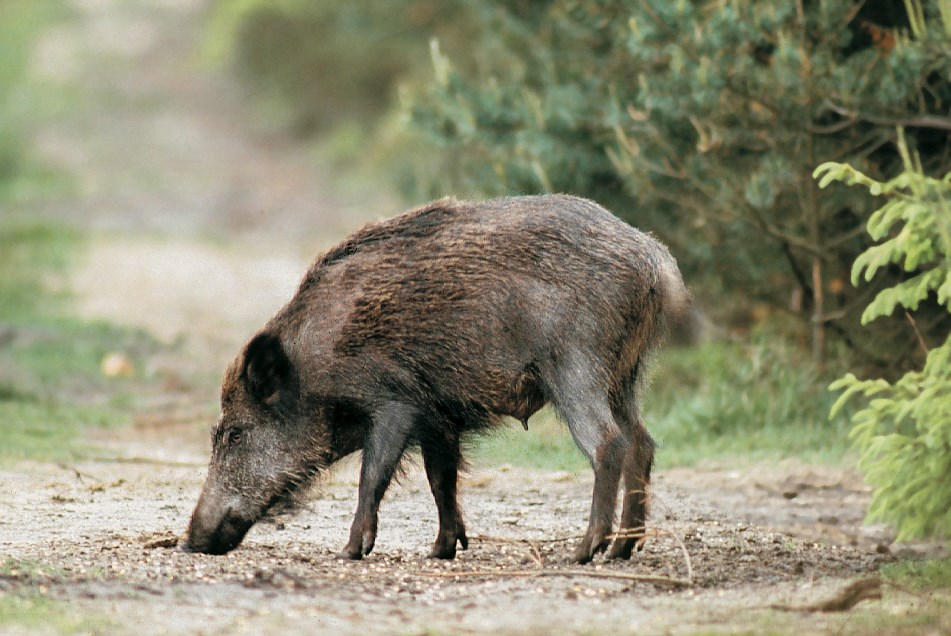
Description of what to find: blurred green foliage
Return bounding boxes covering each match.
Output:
[0,1,70,199]
[0,224,76,320]
[204,0,473,136]
[0,2,147,463]
[884,556,951,590]
[0,560,115,634]
[860,556,951,634]
[406,2,639,209]
[648,335,856,466]
[472,408,586,472]
[402,0,951,371]
[0,222,156,462]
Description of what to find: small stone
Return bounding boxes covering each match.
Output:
[101,352,135,378]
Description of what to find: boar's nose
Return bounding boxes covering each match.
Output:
[183,514,253,555]
[183,500,254,555]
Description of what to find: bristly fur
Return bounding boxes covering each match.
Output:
[185,194,688,562]
[260,460,325,518]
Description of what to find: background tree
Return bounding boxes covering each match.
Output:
[403,0,951,370]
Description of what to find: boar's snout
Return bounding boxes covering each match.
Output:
[182,493,254,555]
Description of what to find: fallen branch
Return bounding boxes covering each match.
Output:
[904,311,929,356]
[769,576,882,612]
[414,568,692,588]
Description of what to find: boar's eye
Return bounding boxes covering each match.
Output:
[226,428,243,447]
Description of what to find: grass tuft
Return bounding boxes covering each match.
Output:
[0,221,159,463]
[472,408,586,472]
[883,557,951,591]
[0,594,115,634]
[647,336,855,467]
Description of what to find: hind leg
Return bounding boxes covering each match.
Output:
[608,407,654,560]
[568,406,626,564]
[551,364,628,564]
[606,362,654,559]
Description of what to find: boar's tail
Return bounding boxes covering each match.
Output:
[656,250,689,325]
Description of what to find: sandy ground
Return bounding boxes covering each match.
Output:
[0,0,934,634]
[0,430,894,635]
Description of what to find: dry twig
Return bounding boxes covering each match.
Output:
[471,533,575,545]
[89,456,204,468]
[905,311,930,356]
[469,534,547,567]
[610,526,694,582]
[424,526,694,589]
[57,463,104,485]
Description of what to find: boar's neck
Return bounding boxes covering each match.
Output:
[313,396,372,462]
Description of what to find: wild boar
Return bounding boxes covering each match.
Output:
[183,194,687,563]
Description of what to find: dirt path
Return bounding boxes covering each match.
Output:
[1,439,891,635]
[0,1,915,634]
[32,0,386,367]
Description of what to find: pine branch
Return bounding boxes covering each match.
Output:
[824,101,951,132]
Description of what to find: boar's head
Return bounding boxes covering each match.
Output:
[183,332,327,554]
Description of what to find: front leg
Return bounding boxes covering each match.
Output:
[421,434,467,559]
[339,401,418,560]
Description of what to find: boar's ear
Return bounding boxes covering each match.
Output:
[242,332,293,406]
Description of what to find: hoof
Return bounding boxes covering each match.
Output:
[571,533,610,564]
[607,540,633,561]
[426,548,457,560]
[428,529,467,560]
[336,549,363,561]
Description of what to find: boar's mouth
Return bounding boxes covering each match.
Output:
[183,507,255,555]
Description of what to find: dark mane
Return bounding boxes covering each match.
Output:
[300,198,459,291]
